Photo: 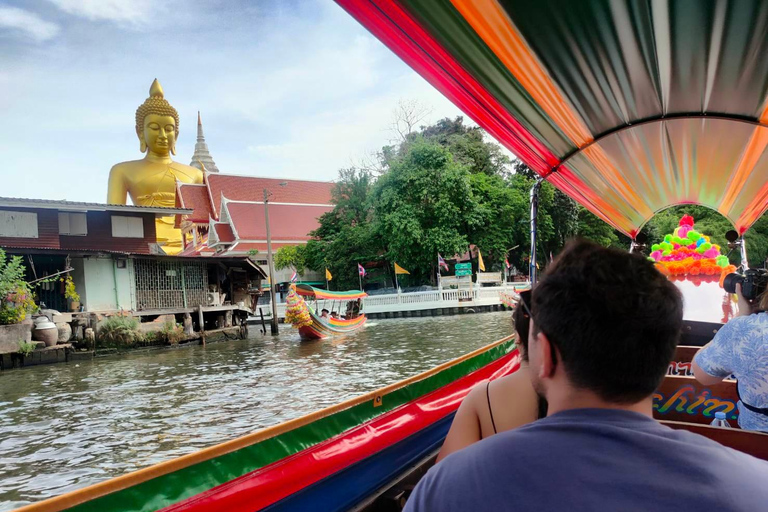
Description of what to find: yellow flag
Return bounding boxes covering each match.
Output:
[477,249,486,272]
[326,268,333,281]
[394,262,410,275]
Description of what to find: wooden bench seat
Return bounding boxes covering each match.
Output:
[654,375,739,426]
[661,420,768,461]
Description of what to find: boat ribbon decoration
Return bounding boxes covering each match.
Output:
[648,215,737,281]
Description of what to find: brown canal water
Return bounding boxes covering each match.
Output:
[0,311,513,510]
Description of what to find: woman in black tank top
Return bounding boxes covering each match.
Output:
[438,290,545,460]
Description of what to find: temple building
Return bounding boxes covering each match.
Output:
[177,113,334,261]
[175,174,334,259]
[189,112,220,173]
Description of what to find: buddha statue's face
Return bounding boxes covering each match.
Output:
[141,114,177,156]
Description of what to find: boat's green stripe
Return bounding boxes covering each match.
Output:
[68,340,513,512]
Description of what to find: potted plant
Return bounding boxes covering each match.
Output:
[62,275,81,312]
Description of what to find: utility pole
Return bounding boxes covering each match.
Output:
[264,188,279,335]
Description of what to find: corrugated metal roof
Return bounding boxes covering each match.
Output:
[0,197,191,216]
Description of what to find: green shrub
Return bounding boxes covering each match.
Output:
[97,314,141,348]
[159,320,185,345]
[0,249,37,325]
[142,330,158,345]
[17,340,36,357]
[62,275,80,302]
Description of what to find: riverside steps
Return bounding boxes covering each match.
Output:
[262,283,530,322]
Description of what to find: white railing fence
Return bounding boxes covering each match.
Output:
[262,283,529,319]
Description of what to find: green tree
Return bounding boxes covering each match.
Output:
[274,245,307,273]
[577,207,620,247]
[421,117,512,176]
[304,168,384,290]
[373,139,479,284]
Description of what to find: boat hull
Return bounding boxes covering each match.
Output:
[298,314,367,341]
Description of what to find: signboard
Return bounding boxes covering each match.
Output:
[455,263,471,270]
[455,269,472,277]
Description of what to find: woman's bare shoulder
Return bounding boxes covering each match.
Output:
[461,381,491,413]
[488,367,540,432]
[492,367,535,392]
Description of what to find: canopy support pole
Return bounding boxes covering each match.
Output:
[740,237,750,271]
[529,178,543,285]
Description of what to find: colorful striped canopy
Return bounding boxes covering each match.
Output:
[295,284,367,300]
[336,0,768,236]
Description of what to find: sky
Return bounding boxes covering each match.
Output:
[0,0,469,202]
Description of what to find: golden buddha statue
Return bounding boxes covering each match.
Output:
[107,79,203,254]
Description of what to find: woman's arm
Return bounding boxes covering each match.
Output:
[693,313,741,385]
[692,357,726,385]
[436,384,484,462]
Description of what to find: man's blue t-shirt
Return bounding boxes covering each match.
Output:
[405,409,768,512]
[694,312,768,431]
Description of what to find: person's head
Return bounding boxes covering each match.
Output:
[758,287,768,312]
[135,79,180,155]
[528,239,683,405]
[513,290,532,361]
[321,309,329,317]
[331,311,338,317]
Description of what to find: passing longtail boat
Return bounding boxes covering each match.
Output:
[285,284,367,340]
[13,1,768,511]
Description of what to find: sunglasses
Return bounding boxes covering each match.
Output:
[517,289,532,319]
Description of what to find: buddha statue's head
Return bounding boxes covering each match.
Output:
[135,79,180,156]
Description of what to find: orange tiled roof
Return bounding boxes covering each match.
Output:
[225,201,332,241]
[226,241,303,254]
[207,174,333,218]
[213,222,235,243]
[177,183,213,224]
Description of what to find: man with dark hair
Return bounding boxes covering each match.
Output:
[405,240,768,512]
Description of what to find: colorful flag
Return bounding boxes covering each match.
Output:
[357,263,367,277]
[505,257,511,269]
[437,253,449,272]
[394,262,410,275]
[326,268,333,281]
[290,270,298,283]
[477,249,486,272]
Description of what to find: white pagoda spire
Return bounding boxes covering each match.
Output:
[190,111,220,173]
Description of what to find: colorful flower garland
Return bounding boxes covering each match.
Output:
[285,287,313,328]
[649,214,736,281]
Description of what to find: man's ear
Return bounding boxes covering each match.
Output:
[537,331,555,379]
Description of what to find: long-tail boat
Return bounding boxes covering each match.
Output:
[14,1,768,511]
[286,284,367,340]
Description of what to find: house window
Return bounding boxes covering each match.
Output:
[58,212,88,236]
[0,211,38,238]
[111,215,144,238]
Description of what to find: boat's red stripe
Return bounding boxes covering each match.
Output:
[161,349,521,512]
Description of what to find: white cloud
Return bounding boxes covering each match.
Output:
[47,0,157,25]
[0,0,484,202]
[0,6,59,42]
